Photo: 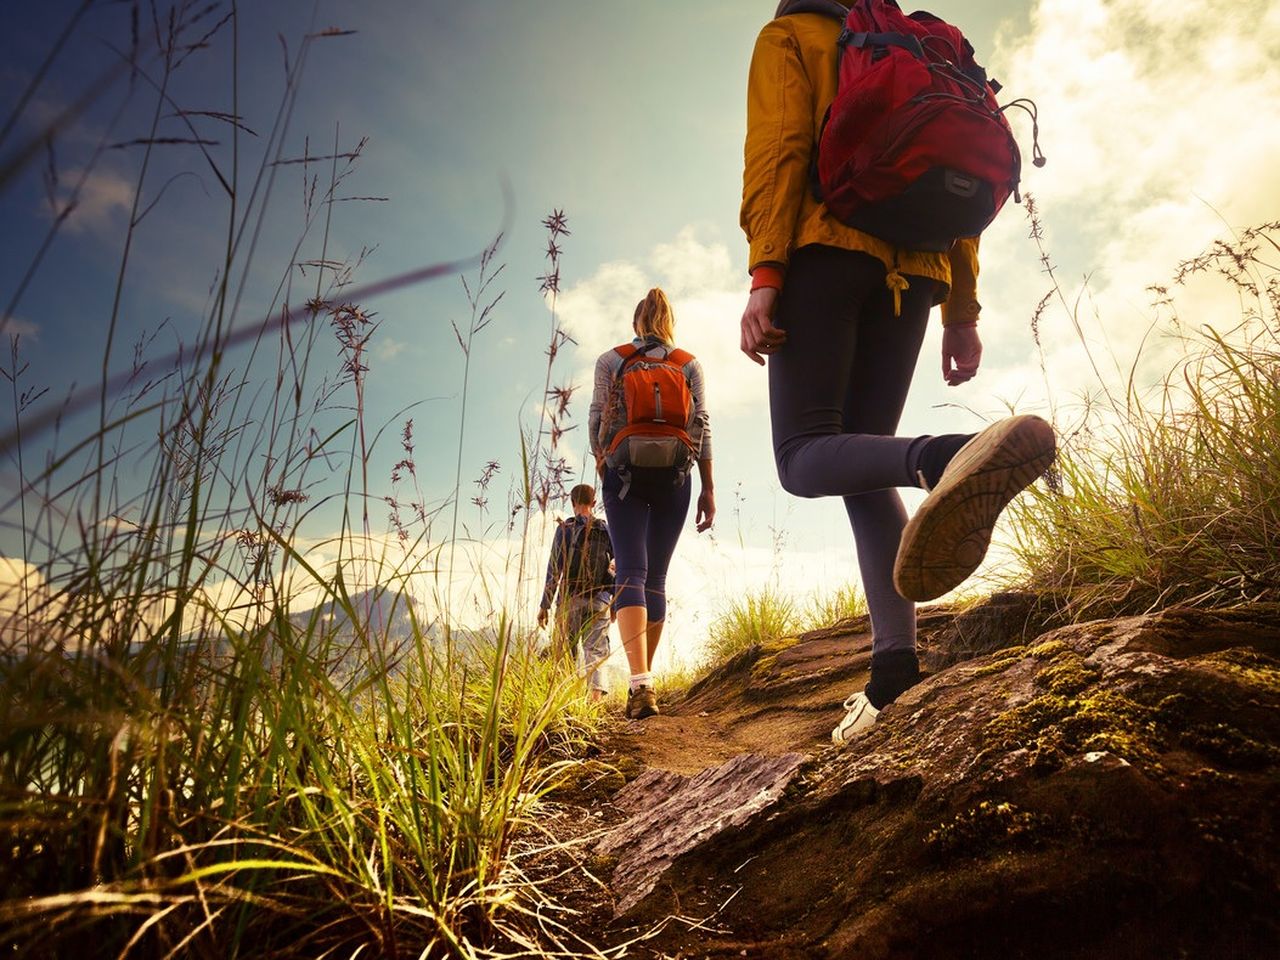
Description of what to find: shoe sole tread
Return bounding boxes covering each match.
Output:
[895,416,1055,601]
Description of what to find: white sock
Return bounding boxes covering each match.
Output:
[629,672,652,692]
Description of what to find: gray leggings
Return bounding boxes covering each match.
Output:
[768,245,935,654]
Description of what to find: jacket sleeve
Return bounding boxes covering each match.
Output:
[741,20,814,273]
[540,523,566,611]
[685,357,712,461]
[941,235,981,325]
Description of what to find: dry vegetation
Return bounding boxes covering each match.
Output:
[0,5,600,958]
[1006,218,1280,619]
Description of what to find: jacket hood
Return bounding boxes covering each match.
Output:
[774,0,848,19]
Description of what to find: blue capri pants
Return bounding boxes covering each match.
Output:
[601,466,691,623]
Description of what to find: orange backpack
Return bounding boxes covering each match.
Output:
[604,343,696,472]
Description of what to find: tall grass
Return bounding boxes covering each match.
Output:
[800,583,868,631]
[700,584,868,669]
[703,588,799,666]
[1006,220,1280,618]
[0,7,601,958]
[0,600,595,957]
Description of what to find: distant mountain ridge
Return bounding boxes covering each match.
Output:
[289,585,420,642]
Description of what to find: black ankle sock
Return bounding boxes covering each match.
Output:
[865,649,922,710]
[916,433,974,489]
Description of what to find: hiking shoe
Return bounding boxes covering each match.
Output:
[626,685,659,720]
[831,691,879,745]
[894,415,1055,602]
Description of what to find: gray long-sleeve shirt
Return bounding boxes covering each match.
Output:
[588,336,712,461]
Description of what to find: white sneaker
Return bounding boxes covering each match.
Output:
[831,691,879,745]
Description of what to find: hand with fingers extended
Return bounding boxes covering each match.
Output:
[942,323,982,386]
[740,287,786,365]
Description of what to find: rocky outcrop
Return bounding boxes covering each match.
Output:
[594,604,1280,959]
[596,752,806,913]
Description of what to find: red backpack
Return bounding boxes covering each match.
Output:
[603,344,697,472]
[783,0,1044,251]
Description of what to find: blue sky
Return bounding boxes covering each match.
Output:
[4,0,1279,663]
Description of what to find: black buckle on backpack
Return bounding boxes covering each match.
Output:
[845,30,925,60]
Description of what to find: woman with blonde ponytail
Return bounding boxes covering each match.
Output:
[589,287,714,720]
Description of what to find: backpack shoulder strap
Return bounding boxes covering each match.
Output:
[665,348,693,367]
[614,343,646,376]
[566,517,588,564]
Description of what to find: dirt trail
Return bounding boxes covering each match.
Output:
[529,620,879,956]
[597,619,876,775]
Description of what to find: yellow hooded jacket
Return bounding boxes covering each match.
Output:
[741,7,982,325]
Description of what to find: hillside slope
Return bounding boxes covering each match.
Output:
[562,597,1280,958]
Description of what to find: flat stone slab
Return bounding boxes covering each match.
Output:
[596,750,807,914]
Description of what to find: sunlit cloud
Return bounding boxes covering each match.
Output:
[0,557,66,653]
[557,225,751,414]
[0,556,42,598]
[968,0,1280,413]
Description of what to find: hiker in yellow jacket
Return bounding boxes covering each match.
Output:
[740,0,1055,744]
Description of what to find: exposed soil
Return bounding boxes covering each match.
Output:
[532,599,1280,959]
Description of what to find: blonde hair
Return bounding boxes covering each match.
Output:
[633,288,676,345]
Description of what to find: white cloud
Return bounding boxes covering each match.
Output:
[967,0,1280,413]
[376,336,408,362]
[557,225,754,416]
[0,557,64,653]
[1,317,40,341]
[0,556,41,596]
[58,167,135,235]
[649,227,740,297]
[556,259,649,360]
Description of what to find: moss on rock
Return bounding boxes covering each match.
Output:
[749,635,802,683]
[965,645,1027,680]
[925,800,1053,858]
[1181,722,1280,770]
[1194,648,1280,693]
[981,644,1280,777]
[982,687,1164,771]
[1035,651,1099,696]
[1028,638,1070,660]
